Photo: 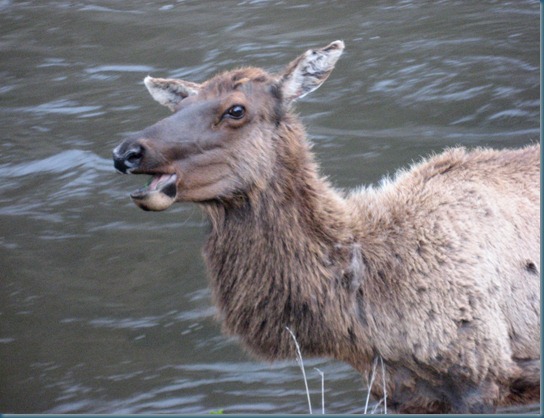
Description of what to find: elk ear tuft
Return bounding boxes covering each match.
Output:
[144,76,201,111]
[279,40,345,104]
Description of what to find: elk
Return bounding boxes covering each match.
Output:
[112,41,540,413]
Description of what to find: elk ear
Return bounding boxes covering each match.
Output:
[144,76,201,111]
[279,40,345,103]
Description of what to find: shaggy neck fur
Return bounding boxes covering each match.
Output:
[201,115,373,366]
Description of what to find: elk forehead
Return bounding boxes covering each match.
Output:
[202,67,274,94]
[200,68,276,103]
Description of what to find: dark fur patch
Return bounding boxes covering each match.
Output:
[269,83,285,126]
[524,261,538,274]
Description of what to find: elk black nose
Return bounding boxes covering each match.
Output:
[113,143,144,174]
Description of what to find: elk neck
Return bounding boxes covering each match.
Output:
[200,115,373,364]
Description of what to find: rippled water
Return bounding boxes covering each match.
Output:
[0,1,540,414]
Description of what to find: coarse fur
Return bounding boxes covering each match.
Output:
[113,41,540,413]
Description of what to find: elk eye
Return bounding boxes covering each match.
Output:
[225,105,245,119]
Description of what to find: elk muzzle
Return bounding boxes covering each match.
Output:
[113,140,178,211]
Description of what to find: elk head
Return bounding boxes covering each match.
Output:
[113,41,344,211]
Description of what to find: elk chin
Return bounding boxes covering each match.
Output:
[130,173,178,211]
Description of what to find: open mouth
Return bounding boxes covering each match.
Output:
[130,173,178,211]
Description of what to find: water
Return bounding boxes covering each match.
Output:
[0,0,539,414]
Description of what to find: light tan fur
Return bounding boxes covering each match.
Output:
[113,41,540,413]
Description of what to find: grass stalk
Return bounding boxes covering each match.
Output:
[370,398,384,414]
[364,355,388,414]
[364,357,378,414]
[286,326,312,414]
[379,355,387,414]
[314,367,325,414]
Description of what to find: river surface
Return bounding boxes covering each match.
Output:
[0,0,540,414]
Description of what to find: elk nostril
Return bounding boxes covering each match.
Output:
[113,143,145,174]
[126,149,143,165]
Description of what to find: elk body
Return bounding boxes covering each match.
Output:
[113,41,540,413]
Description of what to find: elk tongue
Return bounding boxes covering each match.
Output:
[130,173,177,211]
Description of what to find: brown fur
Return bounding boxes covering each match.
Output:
[113,42,540,413]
